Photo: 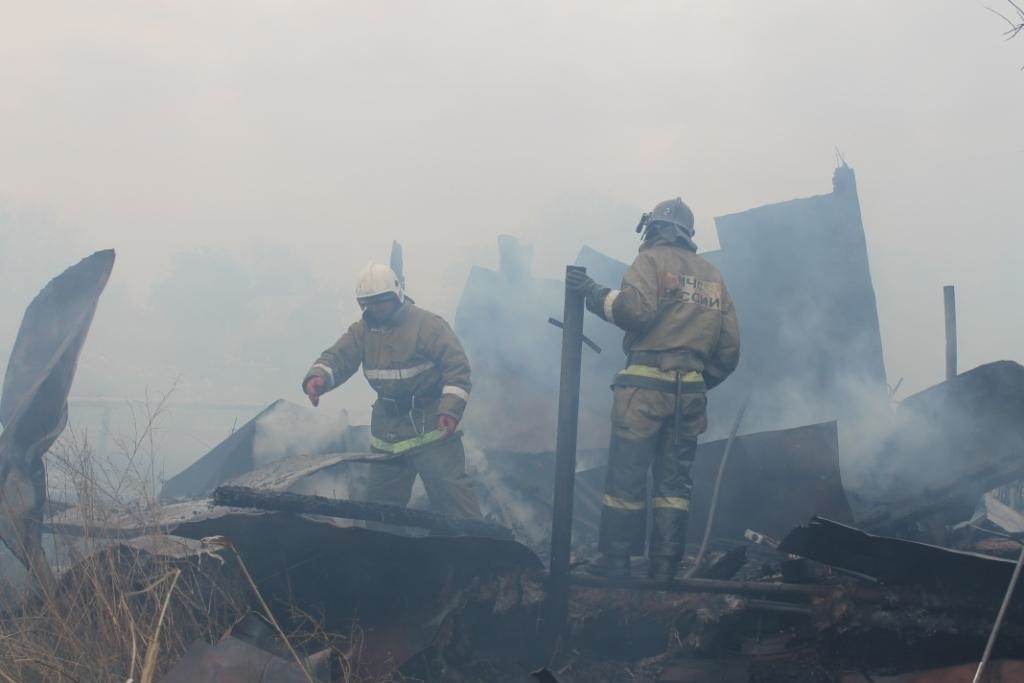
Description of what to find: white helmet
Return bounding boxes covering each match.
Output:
[355,262,404,302]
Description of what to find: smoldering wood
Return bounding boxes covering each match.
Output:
[212,485,514,540]
[570,571,1024,613]
[568,574,872,601]
[859,361,1024,539]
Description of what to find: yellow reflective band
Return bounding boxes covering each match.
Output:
[653,496,690,511]
[601,494,646,511]
[370,429,447,455]
[619,365,703,383]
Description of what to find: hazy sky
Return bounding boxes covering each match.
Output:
[2,1,1023,465]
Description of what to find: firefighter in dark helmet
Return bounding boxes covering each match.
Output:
[567,197,740,581]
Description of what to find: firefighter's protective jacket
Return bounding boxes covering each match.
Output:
[588,240,740,389]
[302,303,471,453]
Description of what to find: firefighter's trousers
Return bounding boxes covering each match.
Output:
[366,434,483,520]
[598,386,707,559]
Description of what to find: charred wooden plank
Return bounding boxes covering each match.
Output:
[212,485,514,540]
[568,574,867,600]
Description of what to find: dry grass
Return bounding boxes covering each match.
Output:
[0,391,407,682]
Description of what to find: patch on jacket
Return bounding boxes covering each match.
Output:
[662,273,723,311]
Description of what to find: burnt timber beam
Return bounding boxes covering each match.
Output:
[212,485,513,540]
[569,574,865,600]
[568,574,1024,612]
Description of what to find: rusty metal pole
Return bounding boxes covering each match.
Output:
[546,265,586,653]
[944,285,957,381]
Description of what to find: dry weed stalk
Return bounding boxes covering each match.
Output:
[0,389,247,682]
[0,388,404,682]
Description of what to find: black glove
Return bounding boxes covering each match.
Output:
[566,270,601,296]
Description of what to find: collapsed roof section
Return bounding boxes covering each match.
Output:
[457,164,889,451]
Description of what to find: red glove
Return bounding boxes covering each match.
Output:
[437,414,458,436]
[304,376,325,407]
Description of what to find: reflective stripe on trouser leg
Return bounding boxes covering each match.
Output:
[599,432,658,557]
[412,434,483,520]
[649,435,697,559]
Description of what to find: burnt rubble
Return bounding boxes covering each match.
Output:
[74,367,1024,680]
[7,168,1024,681]
[857,360,1024,541]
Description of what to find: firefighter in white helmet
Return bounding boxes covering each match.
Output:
[302,263,482,519]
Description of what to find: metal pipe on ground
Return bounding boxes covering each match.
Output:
[972,542,1024,683]
[685,394,750,579]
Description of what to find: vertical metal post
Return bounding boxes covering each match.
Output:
[546,265,586,652]
[944,285,957,381]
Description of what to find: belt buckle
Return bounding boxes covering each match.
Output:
[408,394,427,436]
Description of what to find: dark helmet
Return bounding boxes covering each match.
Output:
[635,197,695,243]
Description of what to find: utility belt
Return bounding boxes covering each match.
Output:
[371,392,448,456]
[612,365,706,395]
[374,392,440,417]
[370,429,454,456]
[613,362,705,447]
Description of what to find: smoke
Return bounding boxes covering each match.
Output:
[2,1,1023,490]
[251,403,351,469]
[464,440,551,549]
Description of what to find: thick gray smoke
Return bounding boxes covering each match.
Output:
[251,406,350,470]
[464,439,551,548]
[2,1,1023,498]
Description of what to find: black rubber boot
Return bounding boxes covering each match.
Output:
[647,556,680,583]
[585,554,631,580]
[598,433,657,557]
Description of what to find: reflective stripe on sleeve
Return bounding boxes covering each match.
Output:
[601,494,646,511]
[363,361,435,381]
[311,363,335,386]
[443,385,470,402]
[652,496,690,511]
[603,289,620,323]
[370,429,447,455]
